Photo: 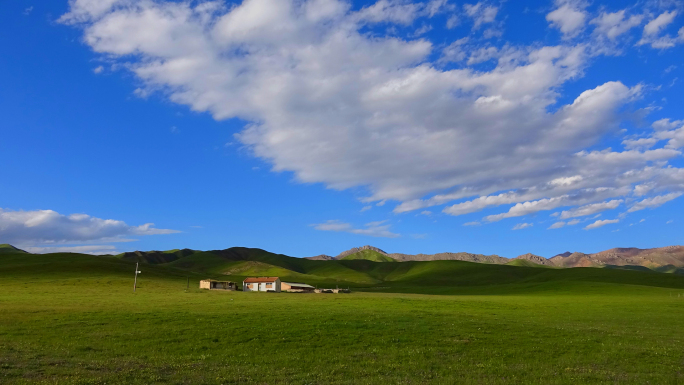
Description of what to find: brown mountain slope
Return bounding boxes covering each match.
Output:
[305,254,334,260]
[514,253,555,266]
[387,252,507,264]
[550,246,684,268]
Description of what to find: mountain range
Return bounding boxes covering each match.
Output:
[306,244,684,273]
[2,243,684,276]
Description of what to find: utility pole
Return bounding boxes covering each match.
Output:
[133,262,141,292]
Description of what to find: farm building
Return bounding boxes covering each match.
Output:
[200,280,237,291]
[243,277,281,292]
[281,282,315,293]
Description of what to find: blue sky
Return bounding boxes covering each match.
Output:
[1,0,683,258]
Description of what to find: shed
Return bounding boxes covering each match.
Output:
[243,277,281,292]
[281,282,315,293]
[200,279,237,291]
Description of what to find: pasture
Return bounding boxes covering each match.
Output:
[1,252,684,384]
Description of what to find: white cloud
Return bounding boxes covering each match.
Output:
[464,2,498,30]
[584,218,619,230]
[628,192,683,212]
[311,219,400,238]
[93,65,104,74]
[419,210,432,216]
[463,221,480,226]
[512,222,533,230]
[547,1,587,38]
[24,6,34,16]
[355,0,421,25]
[446,14,459,29]
[61,0,684,224]
[591,10,643,40]
[23,245,120,255]
[643,11,677,36]
[637,10,682,49]
[559,199,622,219]
[425,0,454,17]
[567,219,581,225]
[549,221,565,229]
[439,37,469,63]
[0,208,178,246]
[360,205,372,212]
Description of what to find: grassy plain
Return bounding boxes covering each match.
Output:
[2,252,684,384]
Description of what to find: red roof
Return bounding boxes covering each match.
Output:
[243,277,279,283]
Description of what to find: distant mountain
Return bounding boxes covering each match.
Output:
[550,246,684,269]
[388,252,507,264]
[340,249,397,262]
[329,245,506,264]
[4,241,684,275]
[306,254,334,261]
[335,245,388,259]
[0,244,27,254]
[513,253,555,266]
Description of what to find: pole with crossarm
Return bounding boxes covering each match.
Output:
[133,262,141,292]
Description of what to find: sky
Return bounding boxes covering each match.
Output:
[1,0,683,258]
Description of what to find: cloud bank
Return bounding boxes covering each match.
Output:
[60,0,684,227]
[0,208,178,246]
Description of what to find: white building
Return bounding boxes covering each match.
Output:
[243,277,281,292]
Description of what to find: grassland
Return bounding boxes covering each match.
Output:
[2,251,684,384]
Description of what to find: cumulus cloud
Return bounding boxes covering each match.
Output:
[0,208,178,246]
[512,222,533,230]
[547,1,587,38]
[312,220,400,238]
[584,218,619,229]
[628,192,683,212]
[60,0,684,225]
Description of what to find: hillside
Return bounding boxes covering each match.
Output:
[1,245,684,295]
[514,253,555,266]
[335,245,388,259]
[322,244,684,273]
[340,249,397,262]
[327,245,508,264]
[0,244,27,254]
[4,252,684,384]
[550,246,684,269]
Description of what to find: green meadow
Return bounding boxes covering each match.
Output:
[2,250,684,384]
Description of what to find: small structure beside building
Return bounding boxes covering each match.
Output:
[200,279,237,291]
[243,277,281,292]
[315,288,351,294]
[281,282,315,293]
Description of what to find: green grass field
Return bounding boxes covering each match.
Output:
[2,251,684,384]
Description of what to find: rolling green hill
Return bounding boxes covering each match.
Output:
[0,244,27,254]
[506,259,554,268]
[3,245,684,384]
[2,245,684,294]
